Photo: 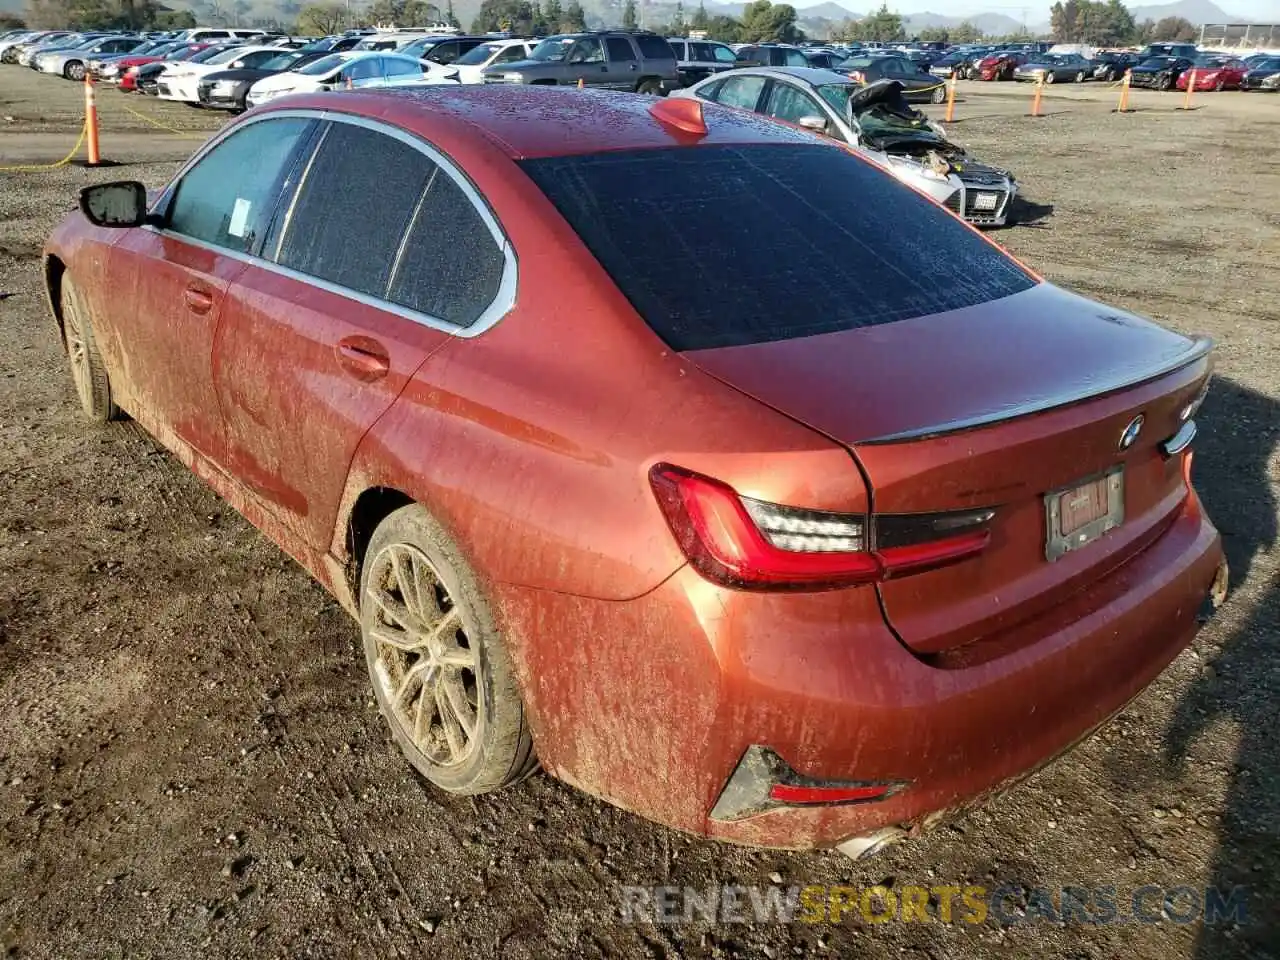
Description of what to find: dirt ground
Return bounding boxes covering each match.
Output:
[0,71,1277,960]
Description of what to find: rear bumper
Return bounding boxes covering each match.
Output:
[497,489,1222,850]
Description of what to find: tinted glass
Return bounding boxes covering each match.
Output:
[568,38,603,63]
[783,49,808,66]
[635,34,674,59]
[428,41,459,63]
[606,37,636,62]
[273,124,433,299]
[494,45,527,63]
[383,56,421,76]
[168,117,313,252]
[457,41,501,64]
[520,145,1035,350]
[386,168,504,326]
[715,74,765,109]
[767,83,822,124]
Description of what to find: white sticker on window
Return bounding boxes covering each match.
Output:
[228,198,252,238]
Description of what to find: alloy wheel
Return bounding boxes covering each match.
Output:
[364,542,481,769]
[68,62,84,81]
[62,291,93,411]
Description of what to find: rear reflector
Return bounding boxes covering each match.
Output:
[709,745,910,822]
[650,463,992,591]
[769,782,895,805]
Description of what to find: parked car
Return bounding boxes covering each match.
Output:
[158,45,282,104]
[1176,55,1249,91]
[803,49,847,70]
[734,43,811,68]
[1138,42,1198,60]
[839,54,948,103]
[246,52,440,107]
[197,50,329,112]
[661,37,739,87]
[22,33,108,68]
[3,31,74,64]
[1091,50,1140,81]
[478,31,677,94]
[87,39,180,78]
[1013,52,1094,84]
[397,34,489,66]
[1243,52,1274,69]
[123,45,216,93]
[672,71,1018,226]
[44,84,1225,861]
[927,49,971,78]
[1127,55,1195,90]
[37,35,145,81]
[976,50,1026,80]
[436,38,535,84]
[294,34,366,55]
[1240,57,1280,90]
[0,31,46,62]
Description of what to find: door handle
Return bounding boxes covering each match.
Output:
[184,286,214,314]
[336,335,390,382]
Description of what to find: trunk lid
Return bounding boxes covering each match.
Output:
[684,282,1212,655]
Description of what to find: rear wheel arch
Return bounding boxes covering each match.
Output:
[344,485,416,602]
[44,254,67,344]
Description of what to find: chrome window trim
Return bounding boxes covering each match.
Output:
[144,107,517,339]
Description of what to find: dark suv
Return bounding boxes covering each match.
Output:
[481,31,678,94]
[733,44,809,68]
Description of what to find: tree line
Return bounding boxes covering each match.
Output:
[12,0,1205,44]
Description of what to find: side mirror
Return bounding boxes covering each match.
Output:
[79,181,147,228]
[797,115,828,134]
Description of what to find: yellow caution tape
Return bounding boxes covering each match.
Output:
[113,98,210,139]
[0,122,87,172]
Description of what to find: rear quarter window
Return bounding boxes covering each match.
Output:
[635,35,675,60]
[519,144,1035,350]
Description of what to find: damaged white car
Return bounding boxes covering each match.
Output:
[670,68,1019,227]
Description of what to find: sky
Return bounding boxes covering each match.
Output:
[805,0,1280,21]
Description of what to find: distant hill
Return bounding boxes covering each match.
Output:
[901,10,1029,35]
[796,1,858,20]
[1129,0,1238,25]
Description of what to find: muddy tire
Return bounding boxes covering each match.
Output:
[60,276,120,422]
[360,504,537,795]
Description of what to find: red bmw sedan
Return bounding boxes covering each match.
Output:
[44,87,1226,858]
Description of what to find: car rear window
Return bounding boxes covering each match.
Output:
[519,144,1035,350]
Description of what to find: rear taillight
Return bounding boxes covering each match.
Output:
[649,463,993,591]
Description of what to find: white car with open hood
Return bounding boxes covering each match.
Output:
[670,68,1020,227]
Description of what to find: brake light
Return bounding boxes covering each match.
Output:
[649,464,993,591]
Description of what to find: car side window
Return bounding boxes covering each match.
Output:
[882,58,905,77]
[606,37,636,63]
[712,44,736,63]
[270,123,433,299]
[238,50,276,68]
[386,166,505,326]
[634,35,674,60]
[429,41,459,63]
[568,38,604,64]
[345,57,381,81]
[166,117,314,254]
[715,74,766,110]
[783,49,808,67]
[694,76,726,101]
[767,83,824,125]
[494,45,525,63]
[383,57,421,77]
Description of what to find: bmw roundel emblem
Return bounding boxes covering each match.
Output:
[1119,415,1145,451]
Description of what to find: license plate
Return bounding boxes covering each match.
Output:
[973,192,999,211]
[1044,468,1124,561]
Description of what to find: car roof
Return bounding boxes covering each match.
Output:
[265,85,822,160]
[717,65,851,85]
